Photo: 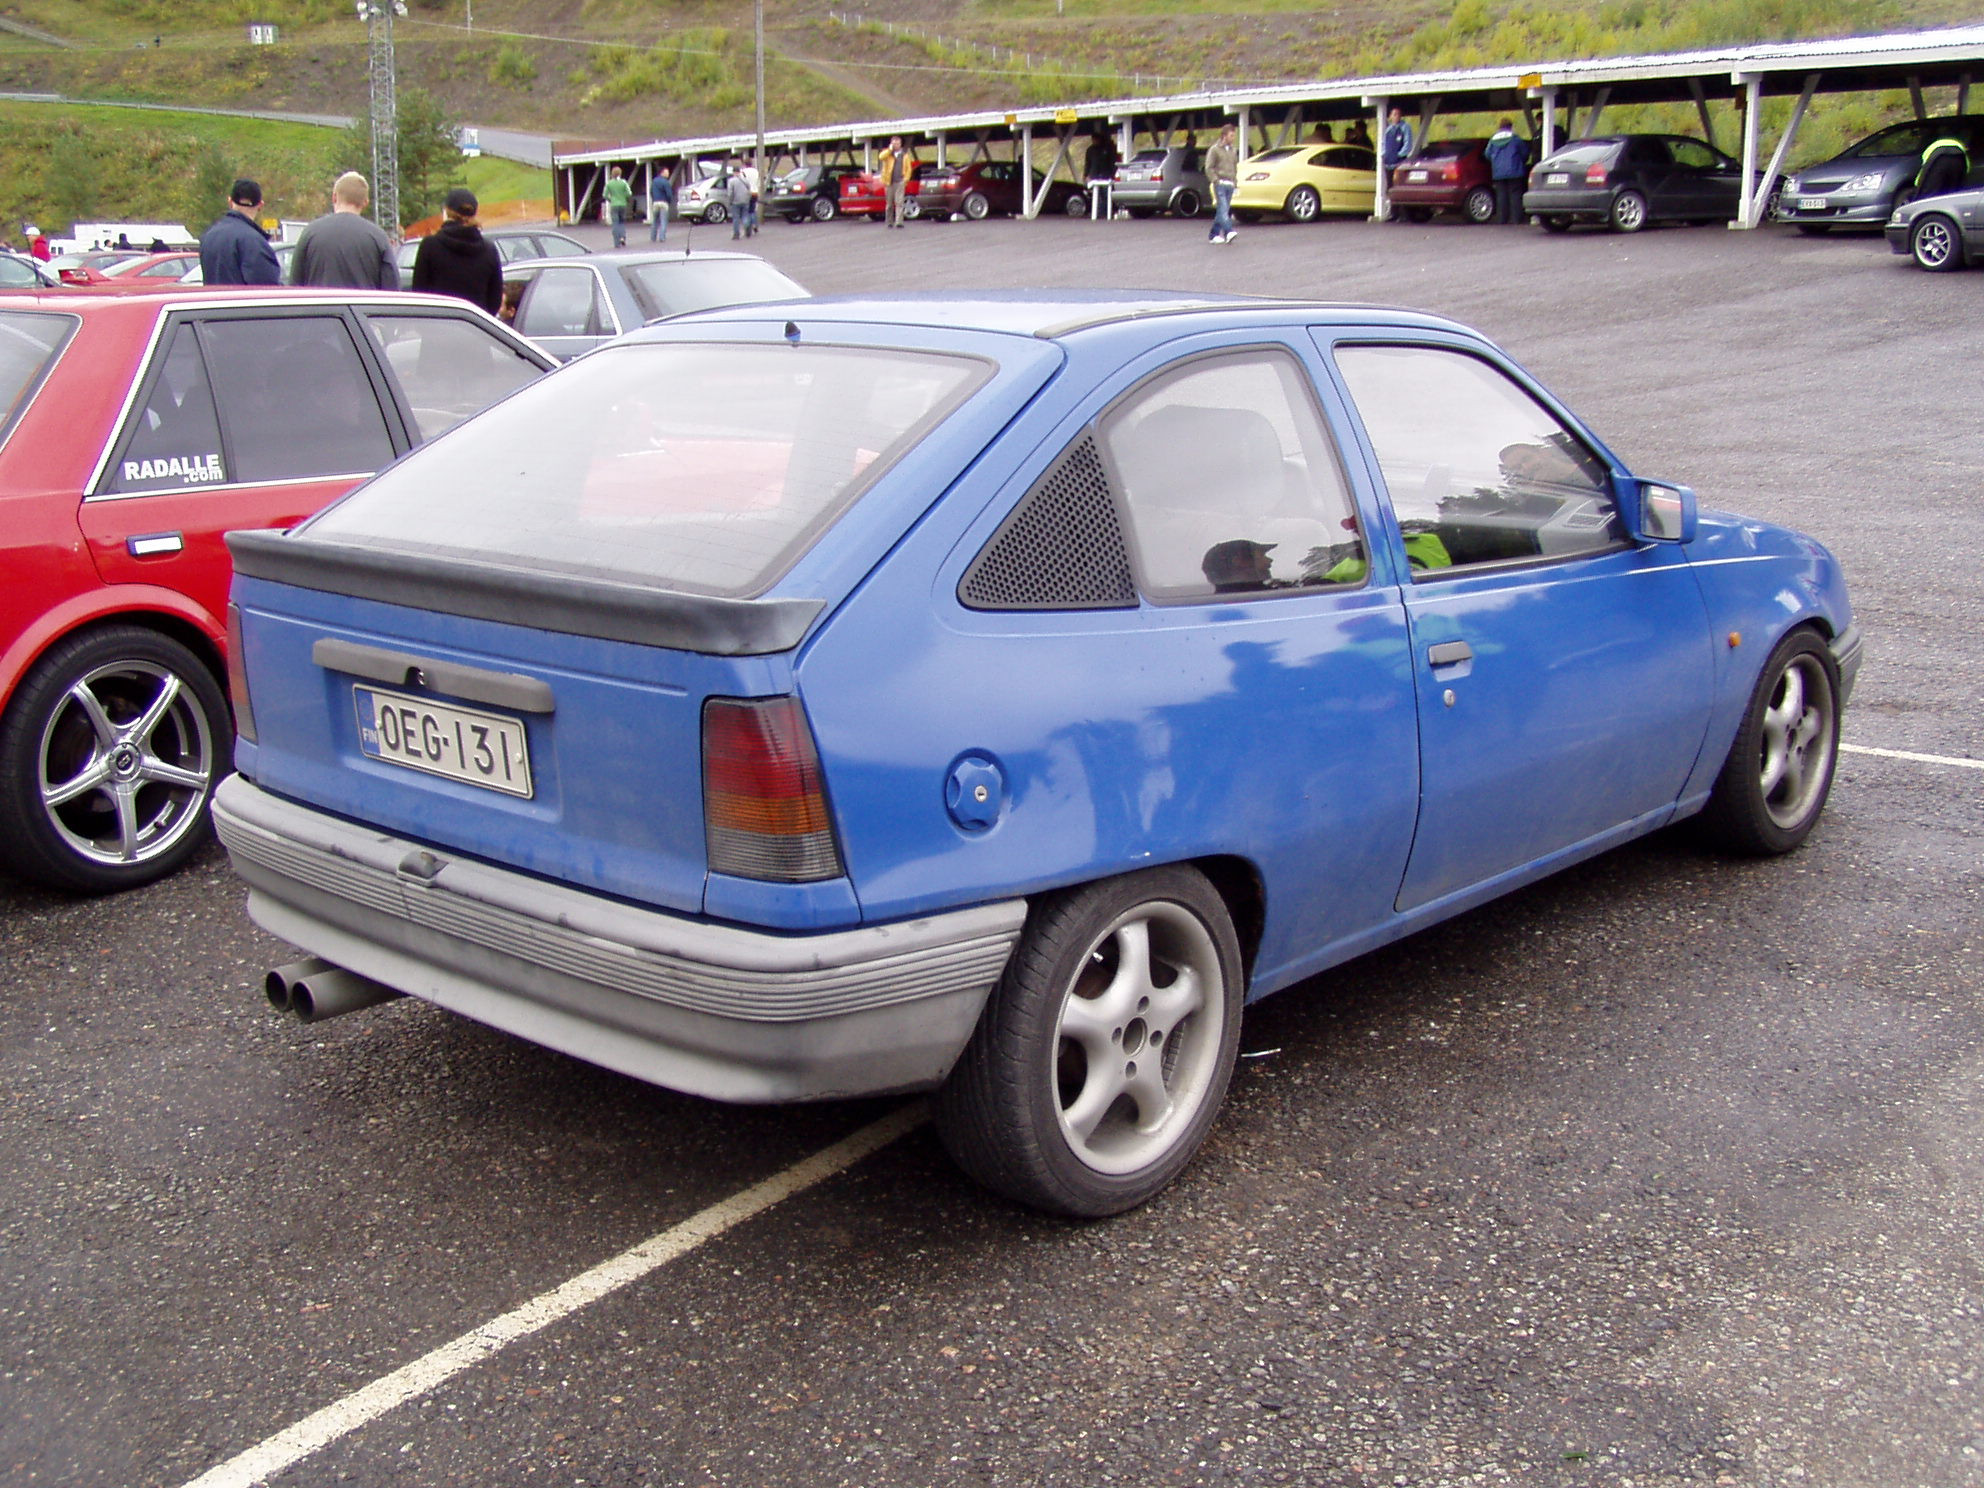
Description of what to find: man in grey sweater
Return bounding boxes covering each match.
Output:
[290,172,398,290]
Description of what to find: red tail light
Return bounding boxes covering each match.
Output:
[225,603,256,744]
[1441,162,1459,180]
[1585,163,1609,185]
[702,696,842,882]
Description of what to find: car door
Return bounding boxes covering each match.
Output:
[513,265,610,360]
[1667,136,1740,219]
[79,308,403,626]
[1320,334,1716,912]
[1319,146,1376,210]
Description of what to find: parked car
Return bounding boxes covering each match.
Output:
[0,288,556,894]
[1232,144,1378,222]
[915,160,1089,220]
[395,228,589,289]
[674,163,738,224]
[1389,138,1495,222]
[837,168,921,221]
[502,249,806,360]
[216,291,1858,1218]
[1524,134,1741,232]
[766,165,857,222]
[99,251,201,283]
[48,251,144,286]
[0,252,61,289]
[1111,146,1210,218]
[1885,182,1984,270]
[1778,115,1984,234]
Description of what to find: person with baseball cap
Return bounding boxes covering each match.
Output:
[410,186,503,315]
[198,177,280,286]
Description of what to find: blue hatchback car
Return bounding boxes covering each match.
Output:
[216,292,1860,1217]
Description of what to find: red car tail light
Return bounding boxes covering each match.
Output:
[703,696,842,882]
[1585,163,1609,185]
[226,603,256,744]
[1441,162,1460,180]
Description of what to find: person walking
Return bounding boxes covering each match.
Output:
[290,171,398,289]
[410,187,503,315]
[200,178,280,286]
[603,165,633,248]
[724,159,753,240]
[879,137,912,229]
[1483,119,1531,224]
[1206,123,1240,244]
[648,172,675,242]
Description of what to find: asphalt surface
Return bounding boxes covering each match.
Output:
[4,211,1981,1488]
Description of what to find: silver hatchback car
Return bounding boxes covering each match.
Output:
[1778,115,1984,233]
[1111,146,1211,218]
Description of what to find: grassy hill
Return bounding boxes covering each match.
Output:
[0,0,1973,236]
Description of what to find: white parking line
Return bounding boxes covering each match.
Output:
[1842,743,1984,771]
[177,1103,926,1488]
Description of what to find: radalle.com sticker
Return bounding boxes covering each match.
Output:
[122,452,225,486]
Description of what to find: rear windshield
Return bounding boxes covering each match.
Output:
[621,259,805,322]
[303,341,990,598]
[0,311,75,442]
[1538,141,1617,167]
[1127,150,1168,164]
[1414,139,1479,158]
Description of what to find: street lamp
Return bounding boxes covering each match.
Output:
[357,0,409,232]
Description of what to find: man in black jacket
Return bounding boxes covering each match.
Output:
[410,187,502,315]
[199,178,280,286]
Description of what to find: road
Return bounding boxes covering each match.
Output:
[4,213,1981,1488]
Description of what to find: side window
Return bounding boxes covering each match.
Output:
[103,322,227,495]
[362,314,544,441]
[517,267,600,338]
[1669,138,1723,171]
[1098,348,1366,600]
[1334,344,1622,573]
[201,315,395,483]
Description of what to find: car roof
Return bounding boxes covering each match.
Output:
[642,290,1473,343]
[524,249,773,269]
[1,286,512,317]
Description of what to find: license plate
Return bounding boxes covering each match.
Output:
[1796,195,1827,210]
[1546,172,1569,185]
[1407,170,1427,182]
[355,687,533,798]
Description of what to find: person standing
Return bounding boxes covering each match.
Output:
[1381,107,1415,172]
[199,178,280,286]
[410,187,503,315]
[24,224,49,261]
[724,159,753,240]
[290,171,398,288]
[879,137,912,229]
[1914,133,1970,199]
[741,156,762,237]
[648,172,675,242]
[1206,123,1240,244]
[1483,119,1531,224]
[603,165,633,248]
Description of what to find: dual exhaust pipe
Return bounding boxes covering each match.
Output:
[265,957,403,1023]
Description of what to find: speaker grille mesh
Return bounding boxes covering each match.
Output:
[960,434,1136,610]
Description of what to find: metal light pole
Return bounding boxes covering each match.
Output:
[753,0,766,191]
[358,0,408,232]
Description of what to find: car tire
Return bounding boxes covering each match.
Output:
[935,865,1245,1218]
[1696,629,1840,857]
[810,196,837,222]
[1910,213,1963,272]
[1064,192,1090,218]
[1609,189,1649,232]
[705,201,728,225]
[1284,184,1321,223]
[1464,186,1496,223]
[1539,215,1572,233]
[0,625,229,894]
[957,192,989,221]
[1172,190,1202,218]
[903,198,922,221]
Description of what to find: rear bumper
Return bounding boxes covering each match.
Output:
[214,776,1025,1104]
[1522,187,1609,217]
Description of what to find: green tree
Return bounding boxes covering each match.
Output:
[183,141,241,240]
[394,85,463,228]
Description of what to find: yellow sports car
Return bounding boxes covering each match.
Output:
[1232,143,1378,222]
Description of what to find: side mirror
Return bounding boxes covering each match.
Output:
[1634,479,1697,544]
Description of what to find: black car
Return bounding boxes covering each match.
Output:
[1524,134,1740,233]
[766,165,855,223]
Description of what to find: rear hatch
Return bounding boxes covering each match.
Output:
[230,321,1053,920]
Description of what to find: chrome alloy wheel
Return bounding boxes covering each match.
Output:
[38,657,216,868]
[1756,650,1836,832]
[1052,899,1228,1176]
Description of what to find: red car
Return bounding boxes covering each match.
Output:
[1389,139,1496,223]
[99,250,202,284]
[913,160,1091,221]
[0,287,555,893]
[47,251,145,286]
[837,169,922,220]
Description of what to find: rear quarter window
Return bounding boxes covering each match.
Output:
[0,310,74,441]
